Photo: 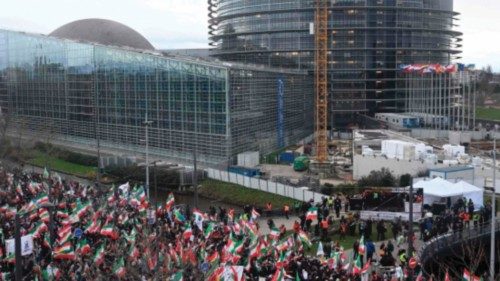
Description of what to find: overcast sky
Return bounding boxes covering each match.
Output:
[0,0,498,71]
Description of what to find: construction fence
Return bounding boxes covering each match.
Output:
[206,168,324,203]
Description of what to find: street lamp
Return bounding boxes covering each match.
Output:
[15,203,55,281]
[490,128,497,281]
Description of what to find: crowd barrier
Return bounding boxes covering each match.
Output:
[206,168,324,203]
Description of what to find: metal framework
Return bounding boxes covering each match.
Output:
[315,0,328,162]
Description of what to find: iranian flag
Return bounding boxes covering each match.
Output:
[58,225,71,238]
[183,224,193,241]
[128,244,140,260]
[75,201,92,218]
[251,208,260,220]
[113,257,126,278]
[206,251,219,264]
[228,208,235,222]
[39,208,50,223]
[57,225,72,244]
[42,265,61,280]
[165,193,175,211]
[0,273,10,281]
[124,228,137,244]
[42,233,51,249]
[100,221,119,240]
[53,242,75,260]
[271,267,285,281]
[172,271,183,281]
[463,269,471,281]
[0,205,8,213]
[249,241,263,259]
[35,193,49,205]
[193,208,207,221]
[77,239,91,256]
[93,243,106,266]
[352,255,362,275]
[358,236,365,255]
[297,230,312,248]
[29,222,48,239]
[269,226,280,240]
[57,210,69,219]
[173,209,186,223]
[306,207,318,221]
[85,219,101,234]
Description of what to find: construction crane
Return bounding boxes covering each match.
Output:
[314,0,329,163]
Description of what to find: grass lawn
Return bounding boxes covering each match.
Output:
[199,179,299,209]
[476,107,500,121]
[29,151,96,177]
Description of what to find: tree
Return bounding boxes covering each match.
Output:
[399,173,412,187]
[424,234,499,280]
[358,168,396,187]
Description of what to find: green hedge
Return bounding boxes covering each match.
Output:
[34,142,97,167]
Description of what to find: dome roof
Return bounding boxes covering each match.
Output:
[49,19,155,51]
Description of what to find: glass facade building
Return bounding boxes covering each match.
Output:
[208,0,462,127]
[0,30,312,166]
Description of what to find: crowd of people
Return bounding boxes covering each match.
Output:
[0,166,417,281]
[0,164,493,280]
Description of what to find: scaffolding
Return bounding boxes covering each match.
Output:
[403,68,477,131]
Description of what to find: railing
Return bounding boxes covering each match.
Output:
[206,168,324,203]
[420,218,500,267]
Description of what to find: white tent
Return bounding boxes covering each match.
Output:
[454,181,484,210]
[414,177,484,210]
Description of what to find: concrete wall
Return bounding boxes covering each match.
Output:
[410,129,500,141]
[353,154,442,180]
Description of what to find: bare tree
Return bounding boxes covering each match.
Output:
[426,233,499,280]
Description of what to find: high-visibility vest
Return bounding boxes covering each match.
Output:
[321,220,329,229]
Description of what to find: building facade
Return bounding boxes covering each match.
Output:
[208,0,462,127]
[0,29,312,166]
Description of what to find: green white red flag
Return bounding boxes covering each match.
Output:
[53,242,75,260]
[92,243,106,266]
[305,207,318,221]
[113,257,126,278]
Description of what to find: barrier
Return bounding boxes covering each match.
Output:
[206,168,324,203]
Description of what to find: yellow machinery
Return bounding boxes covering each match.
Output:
[314,0,329,163]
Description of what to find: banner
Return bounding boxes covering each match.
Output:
[5,234,34,256]
[359,211,422,221]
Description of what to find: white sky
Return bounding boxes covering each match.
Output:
[0,0,498,71]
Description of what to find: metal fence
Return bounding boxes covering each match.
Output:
[207,168,324,202]
[419,218,500,270]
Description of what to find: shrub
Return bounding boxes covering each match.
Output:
[399,173,412,187]
[358,168,396,187]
